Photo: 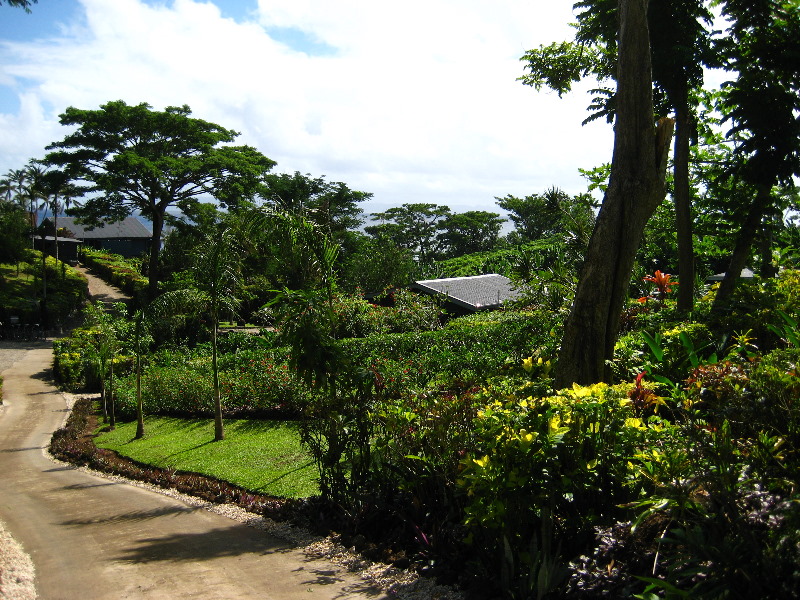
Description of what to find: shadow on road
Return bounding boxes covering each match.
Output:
[111,523,288,563]
[60,505,202,527]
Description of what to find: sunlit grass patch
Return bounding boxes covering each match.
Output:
[94,417,318,498]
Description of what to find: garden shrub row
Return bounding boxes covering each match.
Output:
[81,248,148,302]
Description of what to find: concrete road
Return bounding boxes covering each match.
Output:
[0,346,385,599]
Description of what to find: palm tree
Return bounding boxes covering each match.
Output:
[152,214,253,441]
[22,164,45,243]
[0,175,12,204]
[36,166,80,275]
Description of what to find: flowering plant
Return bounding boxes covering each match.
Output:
[643,270,678,300]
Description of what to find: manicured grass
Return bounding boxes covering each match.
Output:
[94,417,319,498]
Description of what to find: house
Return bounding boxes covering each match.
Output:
[411,274,522,314]
[55,216,151,258]
[32,235,83,264]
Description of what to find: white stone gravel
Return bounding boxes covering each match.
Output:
[0,519,37,600]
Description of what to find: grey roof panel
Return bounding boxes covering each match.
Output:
[58,217,151,239]
[412,274,521,310]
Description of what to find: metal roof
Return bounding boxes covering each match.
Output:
[706,268,755,282]
[57,217,151,240]
[412,274,521,311]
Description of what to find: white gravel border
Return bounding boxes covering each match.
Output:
[0,519,36,600]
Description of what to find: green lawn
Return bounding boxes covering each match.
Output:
[94,417,319,498]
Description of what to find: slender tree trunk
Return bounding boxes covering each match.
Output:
[212,313,224,441]
[673,97,695,311]
[148,208,164,300]
[109,356,115,430]
[711,182,773,311]
[53,195,60,275]
[135,348,144,439]
[556,0,673,387]
[100,377,107,423]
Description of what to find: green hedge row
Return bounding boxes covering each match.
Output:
[54,309,557,419]
[81,249,147,302]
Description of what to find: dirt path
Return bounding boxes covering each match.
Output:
[72,264,131,305]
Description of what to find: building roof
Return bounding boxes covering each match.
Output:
[706,268,755,282]
[412,274,521,311]
[57,216,151,240]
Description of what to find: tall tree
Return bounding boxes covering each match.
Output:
[438,210,505,258]
[152,212,256,441]
[261,171,370,258]
[711,0,800,310]
[34,166,80,274]
[44,100,276,299]
[521,0,714,310]
[366,203,451,263]
[497,187,596,245]
[556,0,674,386]
[339,232,416,294]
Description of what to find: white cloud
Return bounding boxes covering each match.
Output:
[0,0,614,215]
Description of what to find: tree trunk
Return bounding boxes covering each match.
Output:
[148,209,164,300]
[673,97,695,311]
[555,0,673,387]
[212,315,224,441]
[135,351,144,439]
[108,356,115,430]
[711,182,773,311]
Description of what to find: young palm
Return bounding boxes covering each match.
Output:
[152,218,247,441]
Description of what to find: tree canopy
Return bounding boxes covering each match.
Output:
[44,100,276,299]
[2,0,36,11]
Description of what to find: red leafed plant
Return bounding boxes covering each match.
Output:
[628,372,662,415]
[643,270,678,300]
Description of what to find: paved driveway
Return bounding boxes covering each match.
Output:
[0,345,385,599]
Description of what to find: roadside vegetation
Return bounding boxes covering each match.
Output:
[0,248,87,330]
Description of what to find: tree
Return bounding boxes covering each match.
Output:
[497,187,596,245]
[44,100,276,299]
[710,0,800,310]
[33,166,80,274]
[339,232,416,293]
[84,302,125,429]
[152,215,252,441]
[438,210,505,258]
[0,202,28,267]
[262,172,368,233]
[521,0,715,311]
[366,203,451,263]
[556,0,674,386]
[2,0,37,11]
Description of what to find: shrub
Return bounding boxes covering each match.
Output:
[113,353,311,419]
[457,381,660,597]
[81,248,147,302]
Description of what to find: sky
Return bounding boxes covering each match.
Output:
[0,0,615,219]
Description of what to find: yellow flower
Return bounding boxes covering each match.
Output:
[522,356,534,372]
[473,455,490,468]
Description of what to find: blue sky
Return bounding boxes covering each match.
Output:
[0,0,615,216]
